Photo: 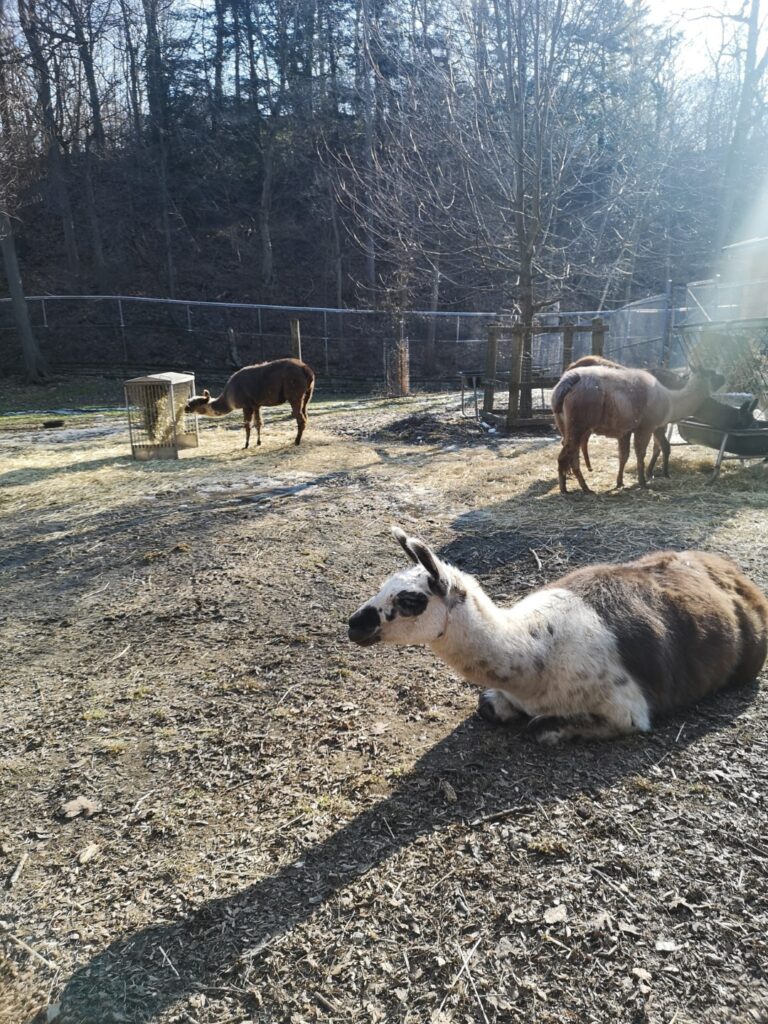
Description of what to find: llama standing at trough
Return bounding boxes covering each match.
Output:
[185,358,315,449]
[566,357,689,480]
[348,528,768,745]
[551,363,722,492]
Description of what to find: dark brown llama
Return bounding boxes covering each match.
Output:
[185,358,315,449]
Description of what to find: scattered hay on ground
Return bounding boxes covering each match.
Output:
[1,390,767,1024]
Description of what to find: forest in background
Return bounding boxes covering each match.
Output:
[2,0,768,371]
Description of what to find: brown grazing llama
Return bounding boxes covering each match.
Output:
[551,361,722,492]
[185,358,315,449]
[565,356,686,481]
[348,527,768,744]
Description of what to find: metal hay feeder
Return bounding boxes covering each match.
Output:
[125,371,199,460]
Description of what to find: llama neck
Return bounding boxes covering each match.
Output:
[209,393,234,415]
[429,586,525,685]
[666,378,711,421]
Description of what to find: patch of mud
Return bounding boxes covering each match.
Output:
[343,410,487,446]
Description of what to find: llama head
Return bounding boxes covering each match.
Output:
[688,367,726,392]
[348,528,462,647]
[739,397,759,425]
[185,389,213,415]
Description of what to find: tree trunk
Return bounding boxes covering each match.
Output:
[715,0,766,255]
[118,0,142,141]
[0,209,47,382]
[83,152,107,289]
[65,0,105,150]
[328,181,344,309]
[424,258,440,374]
[259,134,275,289]
[360,0,376,293]
[18,0,80,277]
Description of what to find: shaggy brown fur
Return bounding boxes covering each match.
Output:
[564,357,681,480]
[552,361,722,493]
[185,358,315,449]
[556,550,768,715]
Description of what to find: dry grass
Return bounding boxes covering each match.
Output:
[1,390,767,1024]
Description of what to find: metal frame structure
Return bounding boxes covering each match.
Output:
[124,371,199,461]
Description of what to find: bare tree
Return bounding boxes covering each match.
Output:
[0,0,47,381]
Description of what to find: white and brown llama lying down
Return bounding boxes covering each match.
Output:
[347,528,768,745]
[185,358,315,449]
[552,358,723,492]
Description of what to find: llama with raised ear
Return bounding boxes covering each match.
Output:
[552,363,723,492]
[185,358,315,449]
[348,528,768,744]
[565,357,688,481]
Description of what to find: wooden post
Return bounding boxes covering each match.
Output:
[591,316,606,357]
[483,324,501,414]
[506,324,524,427]
[290,318,302,360]
[562,321,574,371]
[386,314,410,397]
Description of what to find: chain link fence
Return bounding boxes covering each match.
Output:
[1,290,692,389]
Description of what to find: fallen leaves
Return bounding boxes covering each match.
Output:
[77,843,100,865]
[59,796,101,820]
[543,904,568,925]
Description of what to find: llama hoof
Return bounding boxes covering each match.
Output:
[528,715,569,745]
[477,690,520,725]
[535,728,567,746]
[477,693,503,723]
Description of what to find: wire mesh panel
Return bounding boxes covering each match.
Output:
[124,372,199,460]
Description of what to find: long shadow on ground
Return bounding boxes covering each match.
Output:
[53,684,759,1024]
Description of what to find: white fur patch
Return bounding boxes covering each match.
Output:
[432,585,651,735]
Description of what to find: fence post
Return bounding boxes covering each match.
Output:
[661,279,674,366]
[290,318,302,360]
[386,314,410,397]
[483,324,500,414]
[506,324,524,426]
[562,321,574,371]
[591,316,606,357]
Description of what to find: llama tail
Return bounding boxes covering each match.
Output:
[303,363,316,402]
[551,372,581,415]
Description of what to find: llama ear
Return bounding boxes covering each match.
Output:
[392,526,418,564]
[740,397,758,417]
[391,527,449,596]
[408,539,449,597]
[203,389,210,400]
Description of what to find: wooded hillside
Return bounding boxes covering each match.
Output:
[1,0,768,323]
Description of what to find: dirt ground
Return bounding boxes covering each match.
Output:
[1,387,768,1024]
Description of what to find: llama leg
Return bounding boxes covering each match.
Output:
[243,408,253,449]
[557,445,571,493]
[255,407,263,446]
[615,432,631,488]
[291,398,307,445]
[477,689,528,725]
[529,711,646,745]
[633,428,653,487]
[580,432,592,472]
[570,442,592,493]
[657,429,671,477]
[647,429,669,478]
[558,443,592,494]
